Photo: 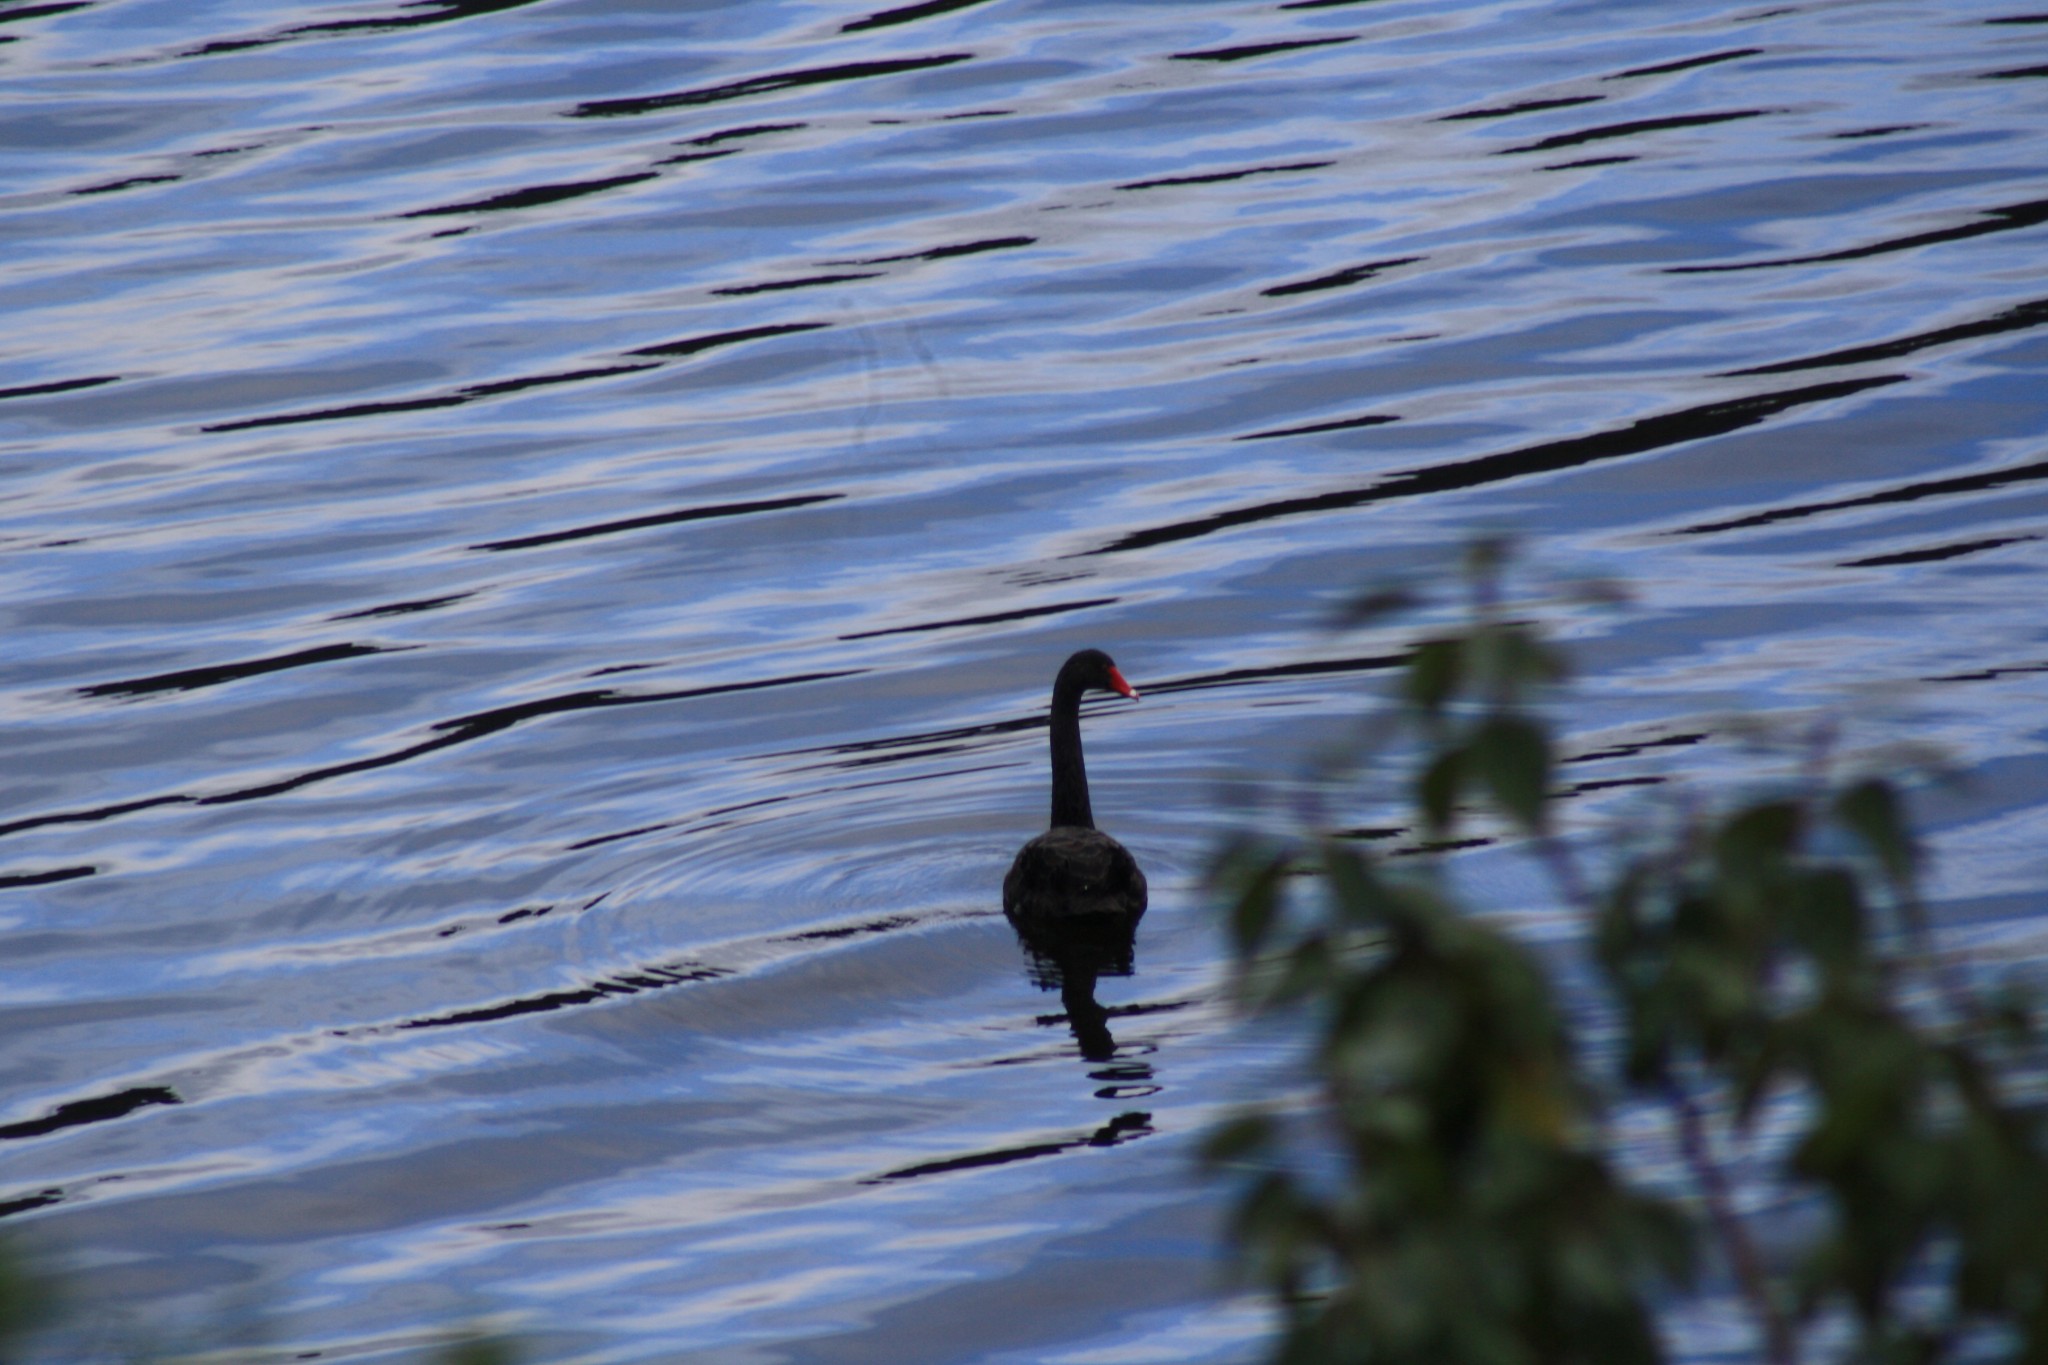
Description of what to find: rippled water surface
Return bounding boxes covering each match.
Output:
[4,0,2047,1359]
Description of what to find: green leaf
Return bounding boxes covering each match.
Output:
[1224,845,1291,956]
[0,1239,57,1352]
[1835,778,1918,886]
[1417,748,1465,837]
[440,1335,518,1365]
[1714,800,1802,874]
[1322,842,1393,928]
[1461,535,1516,605]
[1472,713,1552,833]
[1473,624,1566,700]
[1337,584,1417,626]
[1788,866,1866,977]
[1407,637,1464,712]
[1203,1111,1278,1166]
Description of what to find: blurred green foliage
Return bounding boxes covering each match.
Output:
[0,1238,55,1365]
[0,1234,510,1365]
[433,1332,517,1365]
[1207,545,2048,1365]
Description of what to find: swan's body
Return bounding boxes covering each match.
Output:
[1002,649,1148,927]
[1003,824,1147,921]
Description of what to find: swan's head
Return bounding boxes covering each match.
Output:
[1060,647,1140,701]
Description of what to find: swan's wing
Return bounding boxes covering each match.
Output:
[1003,828,1146,919]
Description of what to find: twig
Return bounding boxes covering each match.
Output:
[1664,1069,1797,1365]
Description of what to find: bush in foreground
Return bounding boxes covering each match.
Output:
[1207,546,2048,1365]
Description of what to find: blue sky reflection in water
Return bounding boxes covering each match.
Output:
[1,0,2046,1360]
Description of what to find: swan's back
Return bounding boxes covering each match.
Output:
[1002,825,1148,923]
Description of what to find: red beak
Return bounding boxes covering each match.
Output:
[1107,665,1140,700]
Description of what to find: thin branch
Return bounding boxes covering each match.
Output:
[1664,1069,1798,1365]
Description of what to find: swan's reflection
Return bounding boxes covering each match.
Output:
[1006,898,1143,1063]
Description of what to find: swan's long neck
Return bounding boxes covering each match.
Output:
[1048,676,1095,829]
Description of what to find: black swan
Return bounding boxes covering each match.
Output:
[1002,648,1148,930]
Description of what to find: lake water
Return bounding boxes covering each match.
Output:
[3,0,2046,1360]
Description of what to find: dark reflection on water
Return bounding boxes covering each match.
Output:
[177,0,554,60]
[1090,374,1909,555]
[570,53,977,120]
[1010,895,1145,1065]
[1668,191,2048,272]
[867,1110,1154,1185]
[0,1085,181,1142]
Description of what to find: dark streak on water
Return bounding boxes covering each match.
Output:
[1669,194,2048,272]
[471,493,844,552]
[0,1086,182,1142]
[865,1110,1154,1184]
[843,0,997,36]
[829,234,1035,265]
[569,54,976,119]
[1838,533,2041,569]
[624,320,832,357]
[1118,158,1335,191]
[0,373,119,401]
[80,643,393,699]
[1607,48,1764,81]
[0,864,96,889]
[1441,94,1606,122]
[840,597,1120,641]
[1677,454,2048,535]
[1502,108,1773,155]
[1171,36,1360,64]
[177,0,553,59]
[0,670,866,837]
[1726,295,2048,375]
[1260,255,1424,297]
[1091,377,1906,554]
[1237,412,1399,440]
[330,592,473,621]
[402,172,663,219]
